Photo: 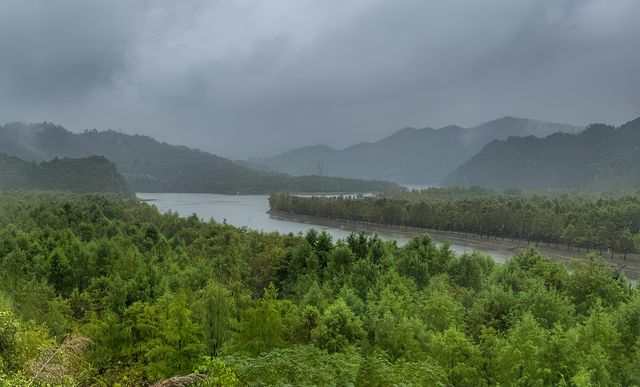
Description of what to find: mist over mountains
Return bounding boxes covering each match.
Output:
[0,122,401,194]
[4,115,640,193]
[445,117,640,190]
[252,117,583,185]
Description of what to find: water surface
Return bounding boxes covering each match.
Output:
[136,193,511,262]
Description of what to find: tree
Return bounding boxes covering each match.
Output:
[563,224,578,251]
[312,299,366,353]
[230,285,287,356]
[567,255,631,315]
[573,306,624,385]
[422,278,464,332]
[195,281,235,357]
[429,327,482,385]
[368,285,428,360]
[0,310,20,370]
[494,313,547,385]
[147,292,204,378]
[618,229,636,260]
[48,248,72,296]
[448,252,494,291]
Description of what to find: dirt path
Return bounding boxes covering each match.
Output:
[268,210,640,280]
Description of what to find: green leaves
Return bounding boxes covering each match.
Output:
[271,189,640,262]
[312,299,366,353]
[2,192,640,385]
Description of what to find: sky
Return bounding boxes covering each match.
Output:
[0,0,639,158]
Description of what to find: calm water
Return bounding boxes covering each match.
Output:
[136,193,511,262]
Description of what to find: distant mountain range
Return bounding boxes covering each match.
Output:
[9,115,636,193]
[251,117,583,185]
[0,122,401,194]
[444,117,640,190]
[0,153,131,195]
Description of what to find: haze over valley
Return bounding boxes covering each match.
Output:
[1,1,640,386]
[252,116,583,185]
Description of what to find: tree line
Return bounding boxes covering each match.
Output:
[0,191,639,385]
[270,188,640,258]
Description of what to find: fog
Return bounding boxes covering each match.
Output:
[1,0,639,158]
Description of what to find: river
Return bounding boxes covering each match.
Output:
[136,193,513,262]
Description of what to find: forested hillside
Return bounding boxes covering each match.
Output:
[445,117,640,190]
[0,122,401,194]
[0,154,131,196]
[1,192,639,385]
[255,117,582,185]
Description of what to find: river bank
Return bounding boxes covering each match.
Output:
[268,209,640,280]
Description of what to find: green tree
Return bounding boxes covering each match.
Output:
[48,248,73,295]
[195,281,235,357]
[312,299,366,353]
[618,228,636,260]
[495,313,547,385]
[147,292,204,378]
[230,285,287,356]
[429,327,482,385]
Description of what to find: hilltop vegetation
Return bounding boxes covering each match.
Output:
[0,153,131,196]
[0,192,639,385]
[255,117,582,185]
[0,122,401,194]
[445,117,640,190]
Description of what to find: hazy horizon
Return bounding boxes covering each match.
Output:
[1,0,639,158]
[1,114,589,159]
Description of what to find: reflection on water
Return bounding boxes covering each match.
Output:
[136,193,511,262]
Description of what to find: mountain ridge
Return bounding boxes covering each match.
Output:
[0,122,402,194]
[253,117,583,184]
[444,117,640,190]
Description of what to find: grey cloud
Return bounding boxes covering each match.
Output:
[0,0,638,158]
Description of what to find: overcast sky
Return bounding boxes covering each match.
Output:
[0,0,639,158]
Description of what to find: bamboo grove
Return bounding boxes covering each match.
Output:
[270,188,640,258]
[1,192,640,385]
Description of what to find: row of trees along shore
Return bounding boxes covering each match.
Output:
[1,191,640,385]
[270,188,640,259]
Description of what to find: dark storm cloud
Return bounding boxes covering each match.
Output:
[0,0,638,157]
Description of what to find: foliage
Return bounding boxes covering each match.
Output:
[271,188,640,257]
[0,153,131,196]
[0,191,639,385]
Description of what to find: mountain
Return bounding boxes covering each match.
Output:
[444,117,640,190]
[0,153,131,195]
[0,122,401,194]
[459,116,583,149]
[252,117,583,185]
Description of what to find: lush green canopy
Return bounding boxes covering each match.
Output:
[0,192,639,385]
[0,153,131,196]
[271,188,640,259]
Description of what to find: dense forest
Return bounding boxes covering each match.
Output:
[1,191,640,385]
[254,117,582,185]
[0,122,401,194]
[270,188,640,258]
[445,117,640,190]
[0,154,131,196]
